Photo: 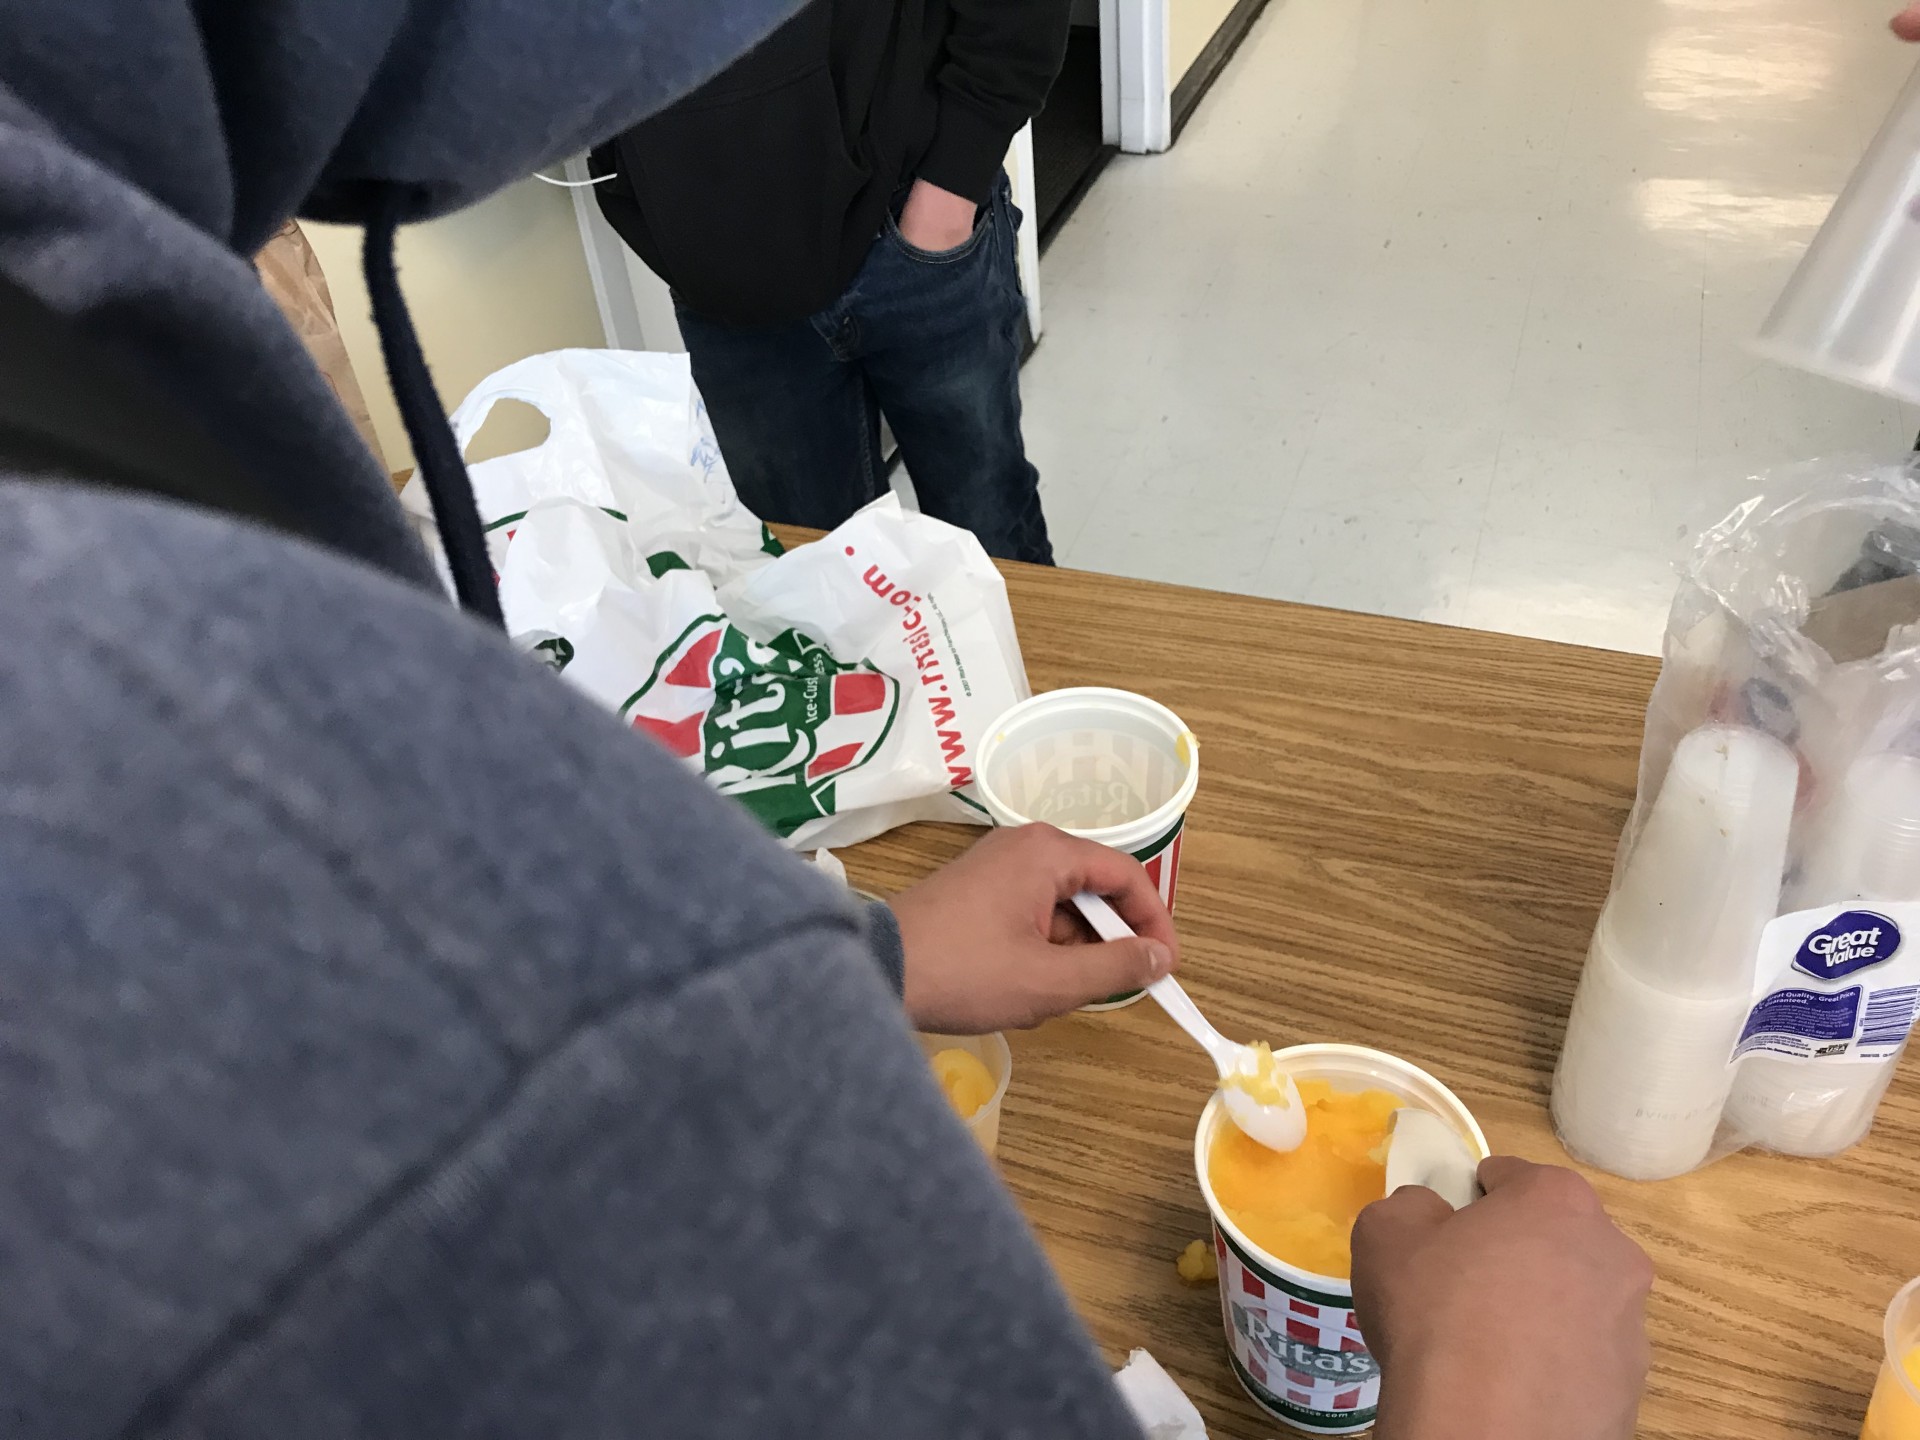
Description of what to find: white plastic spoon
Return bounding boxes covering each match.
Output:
[1070,891,1307,1153]
[1381,1107,1482,1209]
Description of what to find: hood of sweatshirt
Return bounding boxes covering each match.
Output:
[0,0,798,590]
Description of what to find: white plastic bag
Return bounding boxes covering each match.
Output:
[401,347,778,587]
[1553,460,1920,1178]
[409,350,1030,850]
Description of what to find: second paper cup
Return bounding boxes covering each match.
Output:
[977,687,1199,1009]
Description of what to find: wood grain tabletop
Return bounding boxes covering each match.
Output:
[827,549,1920,1440]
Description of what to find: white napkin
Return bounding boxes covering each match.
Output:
[1114,1349,1209,1439]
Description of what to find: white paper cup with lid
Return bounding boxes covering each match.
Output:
[1195,1043,1489,1434]
[977,687,1199,1009]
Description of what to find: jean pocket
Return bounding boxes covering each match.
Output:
[884,200,992,264]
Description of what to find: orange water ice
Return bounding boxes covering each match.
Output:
[1207,1079,1400,1280]
[930,1047,997,1120]
[1175,1238,1219,1286]
[1221,1040,1292,1106]
[1862,1345,1920,1440]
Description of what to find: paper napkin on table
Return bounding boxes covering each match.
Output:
[1114,1349,1209,1439]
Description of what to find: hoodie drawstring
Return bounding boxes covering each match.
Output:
[361,189,504,627]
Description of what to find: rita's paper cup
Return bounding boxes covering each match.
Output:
[1194,1044,1489,1434]
[917,1031,1012,1157]
[977,688,1199,1009]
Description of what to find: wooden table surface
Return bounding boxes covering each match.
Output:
[834,554,1920,1439]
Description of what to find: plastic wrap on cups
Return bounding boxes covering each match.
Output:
[1553,460,1920,1178]
[402,349,1030,850]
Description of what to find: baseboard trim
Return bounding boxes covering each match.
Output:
[1038,145,1119,254]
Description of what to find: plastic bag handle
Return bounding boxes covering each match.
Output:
[448,383,573,462]
[446,354,596,459]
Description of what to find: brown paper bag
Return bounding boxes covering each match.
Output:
[255,220,384,469]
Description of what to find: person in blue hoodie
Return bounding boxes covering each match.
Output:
[0,3,1650,1437]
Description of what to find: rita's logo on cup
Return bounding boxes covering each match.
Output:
[1029,780,1147,829]
[1231,1303,1378,1382]
[1793,910,1902,982]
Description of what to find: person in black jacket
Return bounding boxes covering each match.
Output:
[592,0,1067,563]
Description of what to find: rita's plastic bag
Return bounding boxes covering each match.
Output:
[1553,460,1920,1179]
[405,349,1030,850]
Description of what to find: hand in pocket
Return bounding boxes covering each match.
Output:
[897,178,979,254]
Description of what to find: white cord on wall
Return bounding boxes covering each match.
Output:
[533,168,615,188]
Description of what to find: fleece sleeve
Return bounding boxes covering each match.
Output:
[918,0,1074,204]
[0,481,1145,1440]
[865,899,908,997]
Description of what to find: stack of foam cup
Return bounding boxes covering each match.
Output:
[1552,725,1798,1180]
[1722,750,1920,1156]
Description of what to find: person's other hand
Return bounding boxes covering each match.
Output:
[1353,1157,1653,1440]
[896,177,979,252]
[1895,4,1920,39]
[889,823,1179,1033]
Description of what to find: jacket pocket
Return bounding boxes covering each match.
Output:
[620,8,869,322]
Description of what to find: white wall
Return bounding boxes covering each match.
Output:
[305,176,606,471]
[1170,0,1239,86]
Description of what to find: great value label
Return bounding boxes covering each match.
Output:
[1735,903,1920,1066]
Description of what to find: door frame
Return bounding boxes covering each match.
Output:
[1103,0,1171,154]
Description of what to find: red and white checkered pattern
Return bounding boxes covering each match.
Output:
[1136,821,1186,911]
[1214,1226,1378,1424]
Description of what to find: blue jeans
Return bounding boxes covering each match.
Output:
[676,177,1053,564]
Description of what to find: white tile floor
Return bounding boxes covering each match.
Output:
[1023,0,1920,653]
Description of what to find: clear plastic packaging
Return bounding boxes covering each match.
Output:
[1552,461,1920,1179]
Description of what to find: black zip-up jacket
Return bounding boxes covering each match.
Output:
[592,0,1071,326]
